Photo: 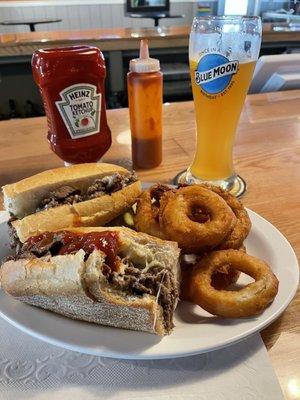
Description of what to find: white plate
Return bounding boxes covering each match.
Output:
[0,209,298,359]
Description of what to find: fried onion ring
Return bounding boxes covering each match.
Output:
[211,264,241,290]
[159,185,236,254]
[187,249,279,317]
[203,185,251,249]
[180,263,241,302]
[134,184,173,240]
[180,243,246,298]
[210,243,245,289]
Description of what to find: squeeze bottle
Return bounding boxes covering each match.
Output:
[127,40,163,169]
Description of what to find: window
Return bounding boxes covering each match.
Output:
[224,0,248,15]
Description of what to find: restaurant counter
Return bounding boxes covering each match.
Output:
[1,23,300,56]
[0,23,300,117]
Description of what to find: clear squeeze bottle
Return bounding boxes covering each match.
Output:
[127,39,163,169]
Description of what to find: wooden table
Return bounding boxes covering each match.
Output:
[0,90,299,399]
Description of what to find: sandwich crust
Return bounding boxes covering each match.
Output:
[3,163,134,218]
[0,250,166,334]
[12,181,141,243]
[1,228,180,335]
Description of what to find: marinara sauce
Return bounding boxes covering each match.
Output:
[26,231,120,270]
[32,46,111,164]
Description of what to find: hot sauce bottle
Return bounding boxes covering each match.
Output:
[32,45,111,164]
[127,40,163,169]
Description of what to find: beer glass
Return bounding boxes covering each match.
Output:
[175,16,262,197]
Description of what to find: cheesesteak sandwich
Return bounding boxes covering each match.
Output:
[3,163,141,244]
[1,227,180,335]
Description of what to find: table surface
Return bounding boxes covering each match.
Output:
[0,90,299,399]
[0,19,61,26]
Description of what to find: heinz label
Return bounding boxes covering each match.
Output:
[195,54,239,95]
[56,83,101,139]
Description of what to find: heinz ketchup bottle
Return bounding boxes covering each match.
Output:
[32,46,111,164]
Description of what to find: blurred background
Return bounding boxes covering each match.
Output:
[0,0,300,119]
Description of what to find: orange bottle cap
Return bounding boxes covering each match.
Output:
[129,39,160,73]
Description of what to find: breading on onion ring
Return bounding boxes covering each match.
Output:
[180,253,241,300]
[159,185,236,254]
[211,264,241,290]
[134,184,173,240]
[211,240,246,289]
[186,249,278,317]
[203,185,251,249]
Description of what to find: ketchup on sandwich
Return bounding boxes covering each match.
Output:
[26,231,120,270]
[32,46,112,164]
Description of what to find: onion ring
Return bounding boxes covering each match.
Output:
[180,253,241,300]
[159,185,236,254]
[134,184,173,240]
[202,185,251,249]
[211,264,241,290]
[187,249,278,317]
[211,244,246,289]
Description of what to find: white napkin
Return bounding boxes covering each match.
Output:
[0,317,283,400]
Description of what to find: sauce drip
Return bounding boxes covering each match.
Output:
[26,231,120,270]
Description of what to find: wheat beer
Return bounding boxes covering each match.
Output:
[189,59,256,180]
[175,16,262,196]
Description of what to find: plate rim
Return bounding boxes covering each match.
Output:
[0,209,298,360]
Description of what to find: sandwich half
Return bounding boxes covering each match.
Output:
[2,163,141,244]
[1,227,180,335]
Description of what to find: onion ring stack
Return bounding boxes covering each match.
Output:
[134,183,279,317]
[135,183,250,254]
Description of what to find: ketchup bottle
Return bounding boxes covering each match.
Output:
[32,46,111,164]
[127,40,163,169]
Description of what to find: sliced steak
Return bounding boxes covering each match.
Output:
[108,263,178,332]
[37,186,83,211]
[17,232,64,258]
[86,180,106,199]
[51,185,79,200]
[7,217,22,252]
[5,231,60,261]
[36,172,137,211]
[85,172,137,199]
